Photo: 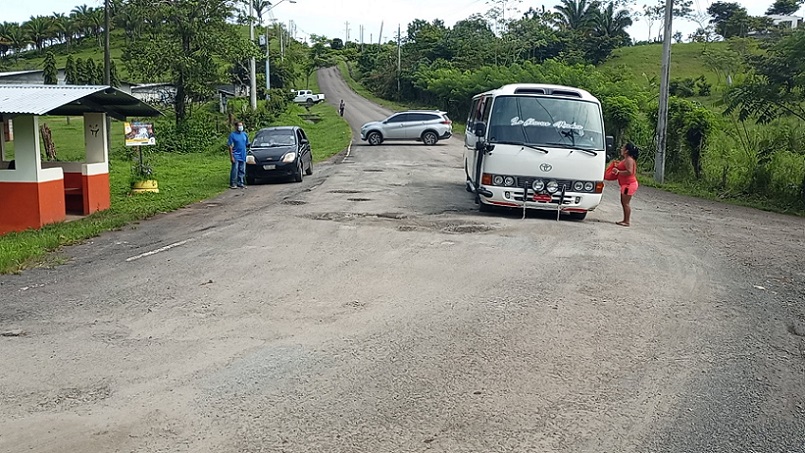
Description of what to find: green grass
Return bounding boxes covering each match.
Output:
[601,41,728,87]
[0,78,349,274]
[336,60,419,113]
[637,171,805,217]
[3,34,131,78]
[0,150,230,274]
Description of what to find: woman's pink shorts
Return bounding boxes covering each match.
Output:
[620,182,638,196]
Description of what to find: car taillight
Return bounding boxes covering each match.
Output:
[441,120,452,125]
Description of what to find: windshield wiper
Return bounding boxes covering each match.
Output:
[544,142,599,156]
[491,140,549,153]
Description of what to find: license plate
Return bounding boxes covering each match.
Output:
[263,164,276,170]
[534,194,553,203]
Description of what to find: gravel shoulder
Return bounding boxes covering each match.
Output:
[0,68,803,453]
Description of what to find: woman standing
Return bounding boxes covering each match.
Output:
[612,143,639,227]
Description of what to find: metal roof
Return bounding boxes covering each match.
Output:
[0,85,162,119]
[0,70,43,78]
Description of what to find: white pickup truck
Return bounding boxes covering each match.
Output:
[292,90,325,105]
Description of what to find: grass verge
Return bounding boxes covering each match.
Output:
[638,172,805,217]
[0,91,351,274]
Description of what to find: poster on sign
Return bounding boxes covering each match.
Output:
[124,122,156,146]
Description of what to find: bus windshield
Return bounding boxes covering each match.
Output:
[487,96,605,150]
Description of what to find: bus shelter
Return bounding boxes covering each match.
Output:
[0,85,161,235]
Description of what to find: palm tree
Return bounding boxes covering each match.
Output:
[71,4,92,41]
[87,8,105,46]
[6,24,31,60]
[593,3,633,39]
[0,22,12,58]
[24,16,53,51]
[554,0,599,31]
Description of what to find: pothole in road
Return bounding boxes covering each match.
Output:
[788,320,805,337]
[328,189,363,194]
[282,200,307,205]
[305,212,495,235]
[306,212,408,222]
[348,198,372,202]
[363,169,384,172]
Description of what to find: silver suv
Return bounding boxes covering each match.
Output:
[360,111,452,146]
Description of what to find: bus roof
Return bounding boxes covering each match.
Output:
[473,84,599,103]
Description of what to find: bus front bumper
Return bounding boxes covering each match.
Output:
[478,186,602,212]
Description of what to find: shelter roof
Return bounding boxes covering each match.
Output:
[0,85,162,119]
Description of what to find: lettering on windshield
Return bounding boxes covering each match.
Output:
[510,117,585,136]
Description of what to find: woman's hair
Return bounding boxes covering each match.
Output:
[624,142,640,159]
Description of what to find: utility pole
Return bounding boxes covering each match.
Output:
[103,0,112,152]
[396,24,401,98]
[378,21,383,45]
[654,0,673,183]
[265,21,270,99]
[345,21,350,44]
[249,0,257,110]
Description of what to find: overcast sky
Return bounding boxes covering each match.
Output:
[0,0,796,45]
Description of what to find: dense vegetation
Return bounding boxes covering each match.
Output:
[333,0,805,212]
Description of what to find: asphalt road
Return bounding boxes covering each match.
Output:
[1,67,804,453]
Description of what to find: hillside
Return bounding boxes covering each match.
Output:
[600,41,727,87]
[1,34,129,78]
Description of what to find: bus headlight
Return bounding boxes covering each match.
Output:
[504,176,515,187]
[584,182,594,192]
[532,179,545,191]
[546,180,559,193]
[493,175,504,186]
[573,181,585,191]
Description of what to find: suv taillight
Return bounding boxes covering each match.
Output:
[441,119,452,125]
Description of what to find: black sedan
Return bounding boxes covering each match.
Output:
[246,126,313,184]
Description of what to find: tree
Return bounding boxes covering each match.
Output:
[554,0,599,30]
[330,38,344,50]
[85,58,99,84]
[593,3,632,43]
[65,55,78,84]
[766,0,805,16]
[43,51,58,84]
[707,2,745,38]
[24,16,52,51]
[110,60,120,87]
[724,30,805,124]
[124,0,253,125]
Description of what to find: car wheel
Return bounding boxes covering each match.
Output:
[478,199,494,213]
[568,212,587,221]
[305,160,313,175]
[422,131,438,145]
[246,175,256,185]
[305,98,314,108]
[367,131,383,146]
[293,161,304,182]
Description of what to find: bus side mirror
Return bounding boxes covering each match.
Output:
[606,136,615,157]
[474,121,486,137]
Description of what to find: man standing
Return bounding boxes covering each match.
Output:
[228,121,249,189]
[339,99,345,117]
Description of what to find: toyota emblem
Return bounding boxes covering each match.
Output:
[540,163,553,172]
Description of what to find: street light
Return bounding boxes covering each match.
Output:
[265,0,297,100]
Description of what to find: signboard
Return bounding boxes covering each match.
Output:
[124,121,156,146]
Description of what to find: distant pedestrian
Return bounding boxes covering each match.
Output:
[228,121,249,189]
[612,143,639,227]
[339,99,345,117]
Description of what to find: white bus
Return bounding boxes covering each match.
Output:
[464,83,614,220]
